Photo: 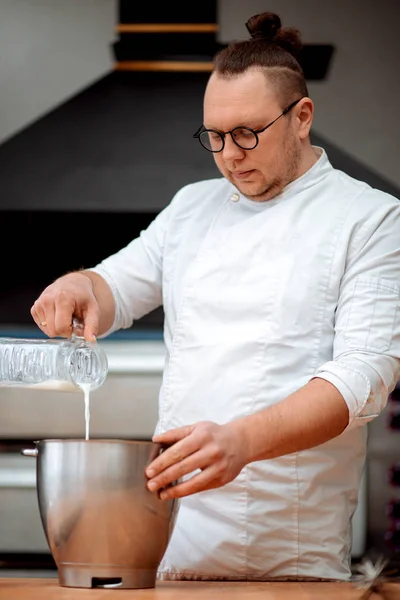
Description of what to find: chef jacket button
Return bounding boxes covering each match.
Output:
[231,193,240,202]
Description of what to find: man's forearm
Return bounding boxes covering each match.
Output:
[234,378,349,463]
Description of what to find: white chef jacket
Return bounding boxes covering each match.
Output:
[91,147,400,581]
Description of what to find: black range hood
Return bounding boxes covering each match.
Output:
[1,69,398,214]
[0,71,220,213]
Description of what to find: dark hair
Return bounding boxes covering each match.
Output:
[213,12,308,106]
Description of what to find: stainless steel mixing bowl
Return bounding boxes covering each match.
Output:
[22,439,178,589]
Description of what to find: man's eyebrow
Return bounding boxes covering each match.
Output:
[245,122,265,130]
[204,121,264,132]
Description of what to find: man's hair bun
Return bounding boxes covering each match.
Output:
[245,12,303,58]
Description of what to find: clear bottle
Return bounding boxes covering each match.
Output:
[0,335,108,392]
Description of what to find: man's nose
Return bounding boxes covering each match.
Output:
[222,134,246,161]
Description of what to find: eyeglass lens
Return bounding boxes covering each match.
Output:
[199,128,258,152]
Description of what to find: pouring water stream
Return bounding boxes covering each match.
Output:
[80,383,91,441]
[72,319,93,441]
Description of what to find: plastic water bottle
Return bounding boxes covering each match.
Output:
[0,335,108,392]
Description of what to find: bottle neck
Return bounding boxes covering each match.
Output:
[63,338,108,391]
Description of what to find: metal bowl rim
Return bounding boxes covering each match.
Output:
[33,438,155,445]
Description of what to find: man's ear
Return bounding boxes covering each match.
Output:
[296,97,314,140]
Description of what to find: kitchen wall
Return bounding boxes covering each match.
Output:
[218,0,400,188]
[0,0,116,145]
[1,1,399,188]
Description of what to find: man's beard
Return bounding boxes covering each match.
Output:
[237,127,301,202]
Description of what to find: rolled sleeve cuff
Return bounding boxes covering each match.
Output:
[87,266,133,337]
[314,361,375,430]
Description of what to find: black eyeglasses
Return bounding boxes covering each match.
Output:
[193,98,302,153]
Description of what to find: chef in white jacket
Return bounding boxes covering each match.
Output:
[32,12,400,582]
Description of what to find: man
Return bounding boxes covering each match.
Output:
[31,12,400,581]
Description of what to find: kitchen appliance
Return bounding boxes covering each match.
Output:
[21,438,178,589]
[366,385,400,561]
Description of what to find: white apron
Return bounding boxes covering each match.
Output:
[156,187,365,581]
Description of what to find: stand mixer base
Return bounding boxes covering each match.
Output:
[58,564,158,589]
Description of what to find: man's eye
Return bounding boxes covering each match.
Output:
[234,128,253,138]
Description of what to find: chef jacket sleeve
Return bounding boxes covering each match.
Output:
[88,189,180,335]
[314,190,400,431]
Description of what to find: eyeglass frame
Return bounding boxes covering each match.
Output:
[193,98,303,153]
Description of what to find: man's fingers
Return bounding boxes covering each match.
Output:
[53,304,77,338]
[31,300,56,336]
[153,425,194,445]
[82,303,100,342]
[158,466,220,499]
[30,306,46,330]
[80,317,98,343]
[146,427,197,478]
[147,450,209,493]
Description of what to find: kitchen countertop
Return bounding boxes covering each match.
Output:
[1,579,400,600]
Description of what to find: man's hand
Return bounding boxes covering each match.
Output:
[30,270,115,342]
[145,379,349,501]
[145,420,247,500]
